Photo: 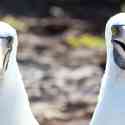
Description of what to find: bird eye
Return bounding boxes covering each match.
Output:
[6,36,13,43]
[111,25,120,36]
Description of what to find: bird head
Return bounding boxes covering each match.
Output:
[105,13,125,70]
[0,22,17,75]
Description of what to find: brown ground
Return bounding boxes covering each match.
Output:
[16,17,106,125]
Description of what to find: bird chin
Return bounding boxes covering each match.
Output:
[0,52,10,76]
[0,61,9,78]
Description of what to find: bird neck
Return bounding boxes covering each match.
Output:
[104,50,125,85]
[0,59,21,87]
[99,49,125,101]
[90,51,125,125]
[0,60,38,125]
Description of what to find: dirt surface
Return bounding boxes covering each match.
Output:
[15,18,106,125]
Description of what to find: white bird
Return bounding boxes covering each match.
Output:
[90,13,125,125]
[0,22,39,125]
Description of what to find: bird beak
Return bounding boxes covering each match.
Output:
[0,36,12,73]
[112,25,125,69]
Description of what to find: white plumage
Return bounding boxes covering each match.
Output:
[90,13,125,125]
[0,22,39,125]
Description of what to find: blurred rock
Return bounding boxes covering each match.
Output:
[17,30,105,125]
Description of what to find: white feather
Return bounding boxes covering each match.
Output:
[0,22,39,125]
[90,13,125,125]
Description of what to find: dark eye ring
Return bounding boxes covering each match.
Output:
[6,36,13,43]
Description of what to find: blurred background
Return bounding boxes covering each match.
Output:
[0,0,123,125]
